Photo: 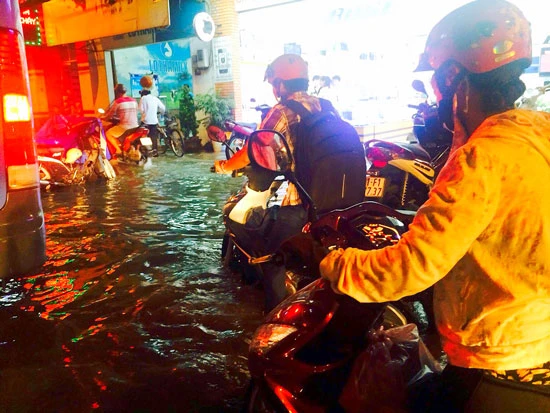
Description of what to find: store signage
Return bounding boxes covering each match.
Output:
[20,8,42,46]
[193,12,215,42]
[43,0,170,46]
[235,0,302,13]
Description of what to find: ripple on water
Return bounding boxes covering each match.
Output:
[0,154,264,412]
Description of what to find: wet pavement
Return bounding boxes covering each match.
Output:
[0,151,265,412]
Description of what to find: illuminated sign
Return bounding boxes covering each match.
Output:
[20,8,42,46]
[43,0,170,46]
[193,12,215,42]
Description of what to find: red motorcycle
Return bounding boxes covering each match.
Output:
[243,129,439,412]
[98,109,153,165]
[207,103,272,160]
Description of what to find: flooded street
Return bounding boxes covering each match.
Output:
[0,151,265,412]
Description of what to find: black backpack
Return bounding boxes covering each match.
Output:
[285,98,366,214]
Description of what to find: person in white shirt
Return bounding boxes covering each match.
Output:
[138,76,166,156]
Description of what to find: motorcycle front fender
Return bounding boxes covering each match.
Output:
[38,156,72,186]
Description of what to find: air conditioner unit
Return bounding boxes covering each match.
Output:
[196,48,210,69]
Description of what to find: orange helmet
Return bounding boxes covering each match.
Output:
[264,54,309,85]
[140,75,153,89]
[415,0,532,74]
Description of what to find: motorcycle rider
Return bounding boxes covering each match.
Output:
[104,83,139,156]
[139,75,165,156]
[214,54,334,311]
[320,1,550,411]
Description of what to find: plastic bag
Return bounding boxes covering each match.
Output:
[339,323,442,413]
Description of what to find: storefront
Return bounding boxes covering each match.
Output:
[236,0,550,130]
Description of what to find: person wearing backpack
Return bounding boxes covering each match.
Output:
[214,54,365,311]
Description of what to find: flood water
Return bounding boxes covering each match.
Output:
[0,151,266,412]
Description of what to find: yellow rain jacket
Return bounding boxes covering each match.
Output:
[320,109,550,370]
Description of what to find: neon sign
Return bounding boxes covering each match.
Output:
[20,8,42,46]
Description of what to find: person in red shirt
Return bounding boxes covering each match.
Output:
[104,84,139,155]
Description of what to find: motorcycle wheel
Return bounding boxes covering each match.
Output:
[225,134,246,160]
[169,129,185,157]
[244,379,286,413]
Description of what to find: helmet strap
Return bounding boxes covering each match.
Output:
[435,62,467,131]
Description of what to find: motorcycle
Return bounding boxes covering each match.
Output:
[35,114,116,189]
[364,80,452,210]
[207,103,272,160]
[98,109,153,165]
[207,126,302,293]
[243,129,440,412]
[157,113,185,157]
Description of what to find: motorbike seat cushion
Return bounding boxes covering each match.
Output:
[396,143,432,161]
[117,127,142,141]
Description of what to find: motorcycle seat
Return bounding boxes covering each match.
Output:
[392,142,432,162]
[236,121,257,130]
[117,127,145,142]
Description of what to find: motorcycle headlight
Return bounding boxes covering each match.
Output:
[249,323,297,355]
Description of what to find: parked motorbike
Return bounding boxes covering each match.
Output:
[244,129,439,412]
[157,113,185,157]
[221,119,257,159]
[35,114,116,189]
[98,109,153,165]
[207,103,272,160]
[364,80,452,210]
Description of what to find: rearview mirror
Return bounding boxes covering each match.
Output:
[247,129,292,173]
[248,129,317,221]
[412,80,427,96]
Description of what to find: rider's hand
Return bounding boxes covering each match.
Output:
[214,160,230,174]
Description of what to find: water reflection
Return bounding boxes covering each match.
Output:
[0,153,264,412]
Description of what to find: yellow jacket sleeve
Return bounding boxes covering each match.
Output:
[320,142,500,302]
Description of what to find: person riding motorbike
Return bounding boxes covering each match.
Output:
[214,54,338,312]
[103,83,139,156]
[139,75,165,157]
[319,1,550,411]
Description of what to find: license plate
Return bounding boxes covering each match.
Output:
[140,137,153,146]
[365,176,386,197]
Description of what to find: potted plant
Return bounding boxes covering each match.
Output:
[178,84,202,152]
[195,91,233,128]
[194,91,233,152]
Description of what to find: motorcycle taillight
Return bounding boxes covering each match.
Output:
[366,146,390,168]
[366,143,414,169]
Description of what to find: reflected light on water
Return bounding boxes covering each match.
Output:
[0,154,264,412]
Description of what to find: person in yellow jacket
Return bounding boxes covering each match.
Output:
[320,1,550,411]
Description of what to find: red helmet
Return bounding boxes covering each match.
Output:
[264,54,309,85]
[415,0,532,74]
